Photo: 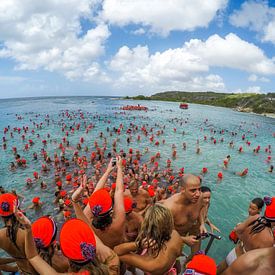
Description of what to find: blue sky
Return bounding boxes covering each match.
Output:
[0,0,275,98]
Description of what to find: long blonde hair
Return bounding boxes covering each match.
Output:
[136,204,173,257]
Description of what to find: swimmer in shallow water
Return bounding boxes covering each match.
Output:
[236,168,248,177]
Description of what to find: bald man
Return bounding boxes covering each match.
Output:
[161,174,206,249]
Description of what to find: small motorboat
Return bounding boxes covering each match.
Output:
[180,103,188,109]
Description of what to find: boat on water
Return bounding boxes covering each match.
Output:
[180,103,189,109]
[120,104,148,111]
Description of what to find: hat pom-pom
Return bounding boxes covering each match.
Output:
[1,202,10,212]
[80,242,96,261]
[195,250,205,255]
[92,205,103,217]
[34,238,45,249]
[264,196,272,206]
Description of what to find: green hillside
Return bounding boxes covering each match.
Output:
[126,91,275,114]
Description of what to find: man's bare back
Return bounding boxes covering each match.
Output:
[222,247,275,275]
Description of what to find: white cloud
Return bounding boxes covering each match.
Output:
[108,33,275,94]
[229,1,275,44]
[185,33,275,75]
[248,74,270,82]
[100,0,228,36]
[108,44,224,93]
[0,0,110,80]
[234,86,263,94]
[131,28,146,35]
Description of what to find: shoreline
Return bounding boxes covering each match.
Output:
[123,97,275,118]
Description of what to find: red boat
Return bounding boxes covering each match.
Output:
[180,103,189,109]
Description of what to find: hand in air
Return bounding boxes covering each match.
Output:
[72,174,87,202]
[14,203,32,229]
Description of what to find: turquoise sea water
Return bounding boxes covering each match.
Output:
[0,96,274,264]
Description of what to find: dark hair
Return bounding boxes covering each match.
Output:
[2,215,22,250]
[92,214,112,230]
[201,186,211,193]
[249,216,271,235]
[251,198,264,210]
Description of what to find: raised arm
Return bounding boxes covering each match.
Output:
[84,160,114,219]
[94,159,114,192]
[113,156,126,227]
[71,178,120,275]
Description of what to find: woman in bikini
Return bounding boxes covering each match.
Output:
[114,203,183,275]
[0,193,37,274]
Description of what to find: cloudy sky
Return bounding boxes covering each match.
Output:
[0,0,275,98]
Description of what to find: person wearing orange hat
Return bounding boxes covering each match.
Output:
[124,196,143,242]
[16,210,119,275]
[84,157,126,249]
[235,168,249,177]
[0,193,37,274]
[28,196,43,210]
[114,204,183,274]
[31,216,69,272]
[184,253,217,275]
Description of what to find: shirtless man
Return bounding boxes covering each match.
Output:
[221,247,275,275]
[162,174,207,248]
[125,180,151,214]
[217,214,274,274]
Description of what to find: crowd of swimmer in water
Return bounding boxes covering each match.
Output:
[0,106,274,275]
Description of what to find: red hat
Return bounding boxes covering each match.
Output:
[64,199,71,206]
[88,189,112,217]
[264,197,275,221]
[60,219,96,263]
[60,190,67,197]
[202,167,208,173]
[0,193,18,217]
[111,183,116,190]
[32,216,57,249]
[184,254,217,275]
[78,170,85,175]
[217,172,223,179]
[148,189,155,197]
[32,197,40,204]
[82,198,89,206]
[124,197,133,213]
[56,181,62,187]
[64,211,71,218]
[65,174,72,181]
[152,179,158,184]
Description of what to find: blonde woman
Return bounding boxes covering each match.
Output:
[114,204,183,275]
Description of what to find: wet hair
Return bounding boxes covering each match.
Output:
[201,186,211,193]
[136,204,173,257]
[251,198,264,210]
[249,216,271,235]
[2,214,22,250]
[37,245,55,266]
